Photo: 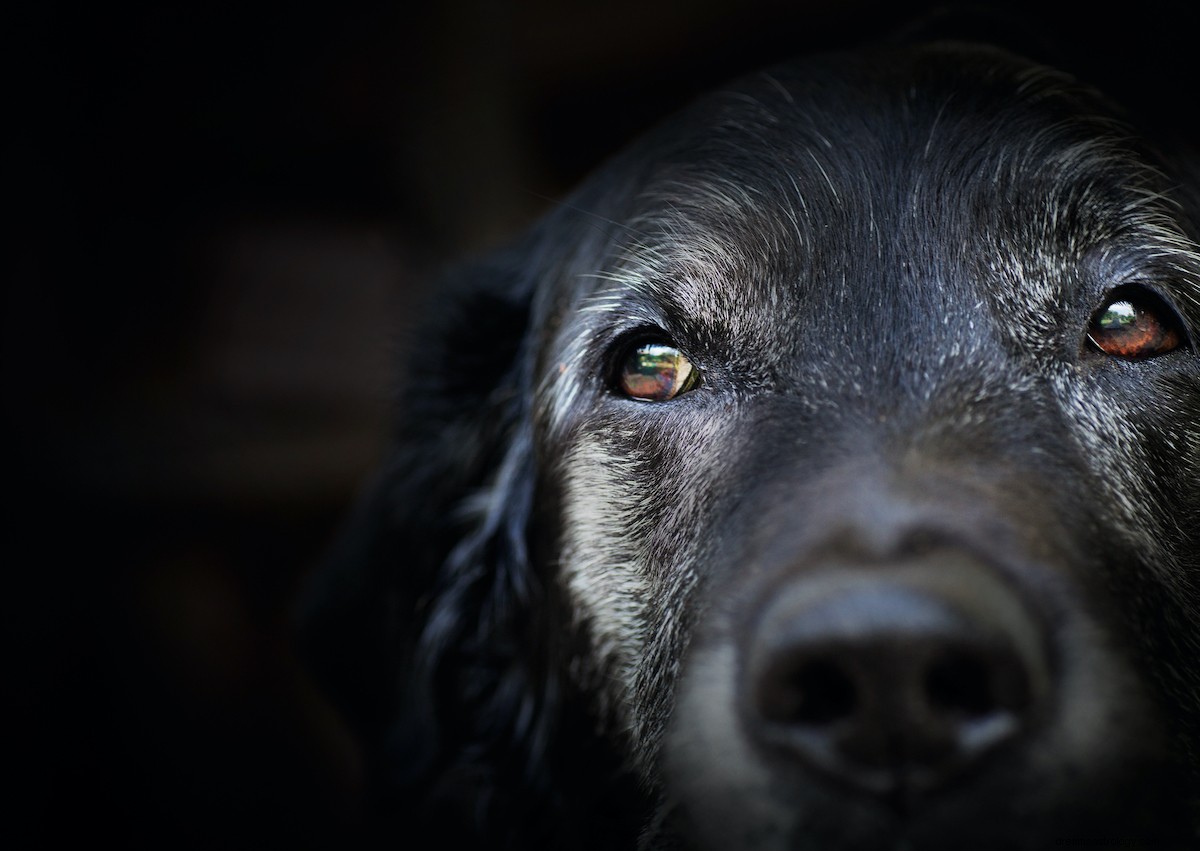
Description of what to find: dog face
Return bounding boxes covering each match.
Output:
[300,42,1200,850]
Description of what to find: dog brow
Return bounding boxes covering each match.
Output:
[581,170,816,331]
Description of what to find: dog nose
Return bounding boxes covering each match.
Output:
[745,562,1050,798]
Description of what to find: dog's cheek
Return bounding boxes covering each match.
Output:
[554,412,737,767]
[1050,369,1192,576]
[1051,367,1200,755]
[556,434,654,738]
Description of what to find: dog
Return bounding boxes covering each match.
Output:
[298,39,1200,850]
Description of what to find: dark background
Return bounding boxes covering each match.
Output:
[8,1,1195,847]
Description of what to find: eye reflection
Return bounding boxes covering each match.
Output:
[1087,289,1182,360]
[618,343,697,401]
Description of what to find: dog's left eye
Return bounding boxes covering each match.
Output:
[617,342,698,401]
[1086,286,1185,360]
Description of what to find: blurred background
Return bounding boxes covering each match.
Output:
[8,1,1194,847]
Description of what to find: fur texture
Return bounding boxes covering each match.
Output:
[299,41,1200,850]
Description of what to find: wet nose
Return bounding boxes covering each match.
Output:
[745,561,1050,797]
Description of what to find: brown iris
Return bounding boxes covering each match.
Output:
[618,343,697,401]
[1087,289,1183,360]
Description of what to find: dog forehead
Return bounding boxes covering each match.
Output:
[535,42,1198,442]
[565,44,1180,345]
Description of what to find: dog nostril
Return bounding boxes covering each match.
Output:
[926,651,1001,720]
[761,659,858,726]
[925,648,1031,723]
[794,660,858,725]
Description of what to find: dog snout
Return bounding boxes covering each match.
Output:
[743,552,1052,800]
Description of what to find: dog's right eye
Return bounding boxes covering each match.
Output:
[616,342,698,401]
[1086,286,1186,361]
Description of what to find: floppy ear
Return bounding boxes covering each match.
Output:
[293,232,537,742]
[295,151,656,841]
[294,217,589,836]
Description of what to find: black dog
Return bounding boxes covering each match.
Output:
[299,40,1200,849]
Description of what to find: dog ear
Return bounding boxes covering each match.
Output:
[294,154,650,840]
[294,231,542,763]
[293,189,644,838]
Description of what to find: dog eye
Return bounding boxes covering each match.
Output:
[1086,287,1185,360]
[617,342,698,401]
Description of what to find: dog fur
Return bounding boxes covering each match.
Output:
[299,40,1200,850]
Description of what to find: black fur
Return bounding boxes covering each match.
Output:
[299,40,1200,850]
